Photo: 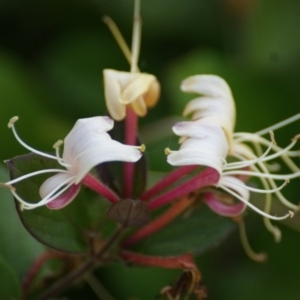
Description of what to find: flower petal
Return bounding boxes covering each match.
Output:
[120,73,158,105]
[167,123,229,175]
[46,184,81,210]
[62,117,143,184]
[103,69,160,120]
[39,172,74,198]
[180,75,236,147]
[204,191,246,217]
[218,175,250,200]
[103,69,127,120]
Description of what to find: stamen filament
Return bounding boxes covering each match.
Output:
[233,151,299,211]
[254,113,300,137]
[225,141,274,170]
[219,184,293,220]
[130,0,141,73]
[3,169,69,185]
[8,117,57,161]
[13,176,75,209]
[53,140,72,168]
[223,169,300,180]
[238,221,267,262]
[102,16,132,65]
[229,179,288,194]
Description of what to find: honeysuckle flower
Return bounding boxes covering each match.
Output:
[2,116,144,210]
[166,74,300,244]
[103,69,160,120]
[103,0,160,121]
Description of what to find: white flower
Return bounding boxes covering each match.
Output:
[2,116,144,210]
[102,1,160,120]
[103,69,160,120]
[166,75,300,241]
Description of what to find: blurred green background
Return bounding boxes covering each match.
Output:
[0,0,300,299]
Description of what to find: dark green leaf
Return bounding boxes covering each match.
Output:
[0,255,21,299]
[6,153,115,253]
[0,166,44,278]
[132,205,235,256]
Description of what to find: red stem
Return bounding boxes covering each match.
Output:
[22,251,67,295]
[148,167,220,210]
[119,250,196,270]
[123,196,193,247]
[81,173,120,203]
[140,165,198,201]
[123,107,138,198]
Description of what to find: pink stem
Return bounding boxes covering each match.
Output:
[81,173,120,203]
[119,250,196,270]
[140,165,198,201]
[148,167,220,210]
[123,107,138,198]
[123,196,193,247]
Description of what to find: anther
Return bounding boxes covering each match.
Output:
[53,140,63,149]
[139,144,146,152]
[269,131,276,145]
[0,183,16,192]
[165,148,172,155]
[19,203,24,211]
[292,133,300,142]
[8,116,19,128]
[288,210,294,218]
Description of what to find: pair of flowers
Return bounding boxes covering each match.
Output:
[4,75,300,216]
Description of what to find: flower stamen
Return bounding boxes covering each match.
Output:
[219,183,293,220]
[102,16,132,65]
[130,0,141,73]
[53,140,72,168]
[238,220,267,262]
[12,176,75,210]
[8,116,58,161]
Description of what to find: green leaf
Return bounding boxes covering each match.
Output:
[0,255,21,299]
[0,166,44,278]
[132,205,235,256]
[6,153,114,253]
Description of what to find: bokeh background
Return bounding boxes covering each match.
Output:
[0,0,300,299]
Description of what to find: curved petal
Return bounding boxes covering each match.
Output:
[46,184,81,210]
[180,75,236,146]
[103,69,160,120]
[218,175,250,200]
[204,191,246,217]
[167,123,228,175]
[61,117,143,184]
[120,73,158,105]
[39,172,74,198]
[74,140,142,183]
[103,69,126,120]
[130,96,147,117]
[143,80,160,107]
